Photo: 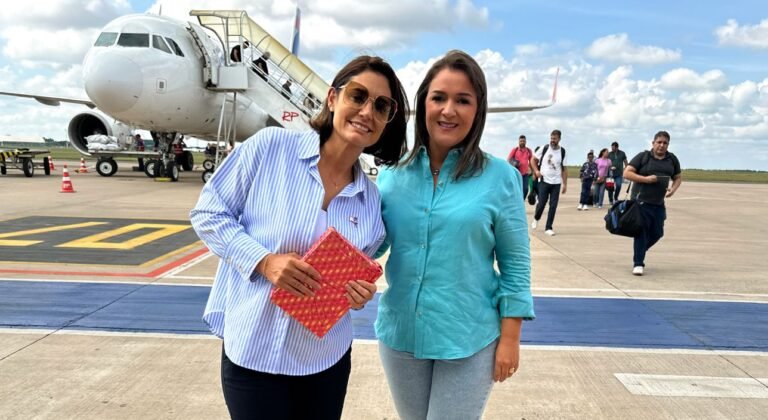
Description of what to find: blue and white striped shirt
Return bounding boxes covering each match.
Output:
[190,127,385,375]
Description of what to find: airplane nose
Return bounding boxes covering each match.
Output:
[84,53,142,114]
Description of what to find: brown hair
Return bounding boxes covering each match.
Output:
[309,55,409,165]
[404,50,488,180]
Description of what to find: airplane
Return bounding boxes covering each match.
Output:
[0,8,558,183]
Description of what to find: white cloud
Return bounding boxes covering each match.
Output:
[2,27,98,68]
[0,0,131,28]
[587,33,681,65]
[659,68,729,91]
[715,19,768,49]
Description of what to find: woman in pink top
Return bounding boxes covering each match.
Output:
[594,148,611,208]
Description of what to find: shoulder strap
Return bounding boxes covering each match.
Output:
[560,148,565,169]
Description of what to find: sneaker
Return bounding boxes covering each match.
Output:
[545,229,555,236]
[598,205,603,209]
[632,266,644,276]
[583,205,589,211]
[531,219,538,229]
[577,204,583,211]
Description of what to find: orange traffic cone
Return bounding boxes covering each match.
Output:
[48,155,55,171]
[60,164,75,193]
[77,157,88,173]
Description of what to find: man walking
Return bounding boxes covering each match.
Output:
[531,129,567,236]
[507,134,533,200]
[608,141,628,204]
[623,131,682,276]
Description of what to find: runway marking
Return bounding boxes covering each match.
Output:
[139,241,203,267]
[534,287,768,303]
[163,275,215,281]
[614,374,768,398]
[157,250,214,278]
[525,345,768,357]
[0,222,106,246]
[58,223,190,250]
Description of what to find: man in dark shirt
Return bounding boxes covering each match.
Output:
[608,141,628,204]
[623,131,682,276]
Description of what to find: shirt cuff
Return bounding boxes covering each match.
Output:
[498,291,536,320]
[224,231,271,282]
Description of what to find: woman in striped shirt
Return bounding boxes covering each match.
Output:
[190,55,409,420]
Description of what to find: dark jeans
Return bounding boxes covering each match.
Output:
[613,176,624,202]
[580,178,594,205]
[534,181,561,230]
[521,174,530,201]
[221,346,352,420]
[633,202,666,267]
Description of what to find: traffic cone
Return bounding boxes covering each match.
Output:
[60,165,75,193]
[48,155,55,171]
[77,157,88,173]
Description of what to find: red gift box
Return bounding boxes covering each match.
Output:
[270,227,383,338]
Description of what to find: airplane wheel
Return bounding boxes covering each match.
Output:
[166,161,179,182]
[154,160,166,178]
[43,157,51,175]
[202,170,213,183]
[202,159,214,171]
[96,158,118,177]
[181,151,194,171]
[144,159,157,177]
[22,158,34,177]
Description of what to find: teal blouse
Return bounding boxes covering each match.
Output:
[375,147,535,359]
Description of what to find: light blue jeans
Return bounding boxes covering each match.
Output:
[379,340,497,420]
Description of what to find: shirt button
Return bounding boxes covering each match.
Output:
[424,208,429,214]
[420,243,426,249]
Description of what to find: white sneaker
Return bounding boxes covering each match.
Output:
[531,219,538,229]
[583,205,589,211]
[632,266,644,276]
[577,204,583,211]
[545,229,555,236]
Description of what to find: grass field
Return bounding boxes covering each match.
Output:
[21,147,768,184]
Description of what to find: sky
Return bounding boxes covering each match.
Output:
[0,0,766,170]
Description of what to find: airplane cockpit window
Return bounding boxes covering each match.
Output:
[165,38,184,57]
[94,32,118,47]
[117,33,150,47]
[152,35,172,54]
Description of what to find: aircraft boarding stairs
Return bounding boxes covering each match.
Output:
[190,10,327,136]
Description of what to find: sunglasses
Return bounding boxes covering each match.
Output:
[335,80,398,123]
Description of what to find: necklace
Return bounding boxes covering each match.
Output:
[430,167,440,176]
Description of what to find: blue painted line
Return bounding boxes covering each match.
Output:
[1,280,766,351]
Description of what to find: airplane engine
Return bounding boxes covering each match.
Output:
[67,111,133,156]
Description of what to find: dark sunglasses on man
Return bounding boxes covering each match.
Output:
[335,81,397,123]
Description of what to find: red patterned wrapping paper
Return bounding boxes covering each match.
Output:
[270,227,383,338]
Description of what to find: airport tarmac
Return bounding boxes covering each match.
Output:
[1,163,767,419]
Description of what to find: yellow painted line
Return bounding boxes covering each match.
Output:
[57,223,190,250]
[0,222,107,247]
[139,241,204,267]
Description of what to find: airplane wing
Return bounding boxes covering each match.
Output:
[0,91,96,109]
[488,67,559,114]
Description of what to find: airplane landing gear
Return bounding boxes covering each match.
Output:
[96,158,118,177]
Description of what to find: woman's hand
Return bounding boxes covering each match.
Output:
[493,336,520,383]
[345,280,377,310]
[258,253,321,297]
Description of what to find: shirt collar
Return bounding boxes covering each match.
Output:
[417,145,463,179]
[299,130,369,200]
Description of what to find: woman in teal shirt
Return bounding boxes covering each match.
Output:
[376,50,535,419]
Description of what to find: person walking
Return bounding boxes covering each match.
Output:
[608,141,628,204]
[578,150,598,210]
[531,130,567,236]
[594,148,611,208]
[623,131,682,276]
[507,134,533,200]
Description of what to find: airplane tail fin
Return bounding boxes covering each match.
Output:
[290,6,301,56]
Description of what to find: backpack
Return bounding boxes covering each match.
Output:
[536,144,565,170]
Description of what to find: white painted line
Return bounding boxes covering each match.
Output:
[614,373,768,398]
[157,251,214,279]
[525,345,768,357]
[0,328,55,335]
[53,329,220,340]
[0,278,152,285]
[162,275,215,281]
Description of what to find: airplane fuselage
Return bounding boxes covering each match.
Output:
[82,14,268,141]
